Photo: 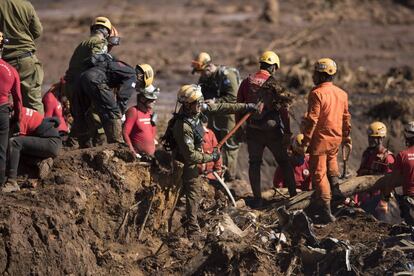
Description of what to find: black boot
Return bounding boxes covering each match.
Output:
[319,201,336,224]
[328,175,345,203]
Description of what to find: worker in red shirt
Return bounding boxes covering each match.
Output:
[43,80,69,135]
[273,134,312,191]
[380,121,414,225]
[355,121,394,207]
[1,107,62,192]
[123,85,159,158]
[198,120,223,181]
[237,50,296,208]
[0,31,23,189]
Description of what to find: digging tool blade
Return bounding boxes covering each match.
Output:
[340,143,352,179]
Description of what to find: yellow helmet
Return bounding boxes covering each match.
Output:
[91,16,112,32]
[314,58,337,75]
[0,32,3,45]
[291,134,305,154]
[191,52,212,72]
[368,121,387,137]
[177,84,203,104]
[136,64,154,88]
[259,51,280,68]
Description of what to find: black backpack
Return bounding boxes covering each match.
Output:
[160,114,181,151]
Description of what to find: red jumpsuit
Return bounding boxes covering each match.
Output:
[273,154,311,191]
[122,106,156,156]
[198,127,223,180]
[43,91,69,133]
[355,147,394,205]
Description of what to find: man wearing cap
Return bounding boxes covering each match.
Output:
[0,0,44,113]
[299,58,352,223]
[191,52,241,181]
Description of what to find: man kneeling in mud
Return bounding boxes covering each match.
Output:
[2,107,62,192]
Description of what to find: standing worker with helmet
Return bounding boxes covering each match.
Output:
[0,0,44,113]
[0,31,23,190]
[355,122,394,207]
[123,84,159,158]
[299,58,352,223]
[166,84,259,238]
[191,52,241,181]
[379,122,414,225]
[237,50,297,208]
[65,16,118,146]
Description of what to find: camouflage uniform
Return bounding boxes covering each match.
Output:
[0,0,44,113]
[64,34,108,146]
[198,66,240,180]
[172,102,249,233]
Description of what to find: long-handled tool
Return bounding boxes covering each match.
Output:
[340,143,352,179]
[212,171,237,207]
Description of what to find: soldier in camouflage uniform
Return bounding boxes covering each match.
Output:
[64,17,114,147]
[191,52,241,181]
[0,0,44,113]
[170,84,258,238]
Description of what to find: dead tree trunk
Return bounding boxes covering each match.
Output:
[284,175,389,210]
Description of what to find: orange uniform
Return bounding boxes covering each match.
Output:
[302,82,351,203]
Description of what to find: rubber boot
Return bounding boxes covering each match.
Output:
[319,201,336,224]
[103,119,124,144]
[1,179,20,193]
[328,175,345,203]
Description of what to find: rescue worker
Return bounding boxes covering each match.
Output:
[0,31,23,189]
[74,53,138,145]
[2,107,62,192]
[65,16,113,101]
[299,58,352,223]
[380,121,414,225]
[273,134,312,191]
[198,120,223,181]
[355,121,394,207]
[43,83,70,136]
[237,50,297,207]
[123,84,159,158]
[0,0,44,113]
[191,52,240,181]
[65,17,116,146]
[170,84,258,238]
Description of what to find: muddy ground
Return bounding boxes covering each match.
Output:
[0,0,414,275]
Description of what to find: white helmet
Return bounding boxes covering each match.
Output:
[404,121,414,139]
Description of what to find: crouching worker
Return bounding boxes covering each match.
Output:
[123,85,159,159]
[379,121,414,225]
[2,107,62,192]
[273,134,312,192]
[165,84,259,239]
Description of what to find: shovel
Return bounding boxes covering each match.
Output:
[340,143,352,179]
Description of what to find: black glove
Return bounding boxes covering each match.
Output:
[211,147,221,162]
[246,103,259,113]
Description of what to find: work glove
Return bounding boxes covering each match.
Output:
[245,103,261,113]
[375,200,389,214]
[211,147,221,162]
